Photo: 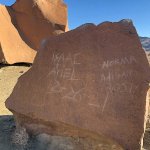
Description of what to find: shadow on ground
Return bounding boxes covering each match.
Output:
[144,127,150,150]
[0,115,150,150]
[0,63,32,69]
[0,115,78,150]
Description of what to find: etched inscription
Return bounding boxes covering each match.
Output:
[100,70,135,82]
[97,56,139,112]
[47,51,85,102]
[100,56,139,94]
[106,82,139,94]
[62,85,86,102]
[88,103,100,108]
[48,80,66,93]
[102,56,137,69]
[102,92,109,113]
[48,51,81,80]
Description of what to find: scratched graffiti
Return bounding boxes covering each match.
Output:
[100,56,139,93]
[62,85,86,102]
[47,51,81,81]
[46,53,140,113]
[87,56,139,112]
[100,70,136,82]
[48,80,66,93]
[46,50,87,102]
[47,51,81,93]
[106,82,139,94]
[101,56,137,69]
[47,80,87,103]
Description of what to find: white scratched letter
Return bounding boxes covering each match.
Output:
[102,92,109,113]
[73,53,81,65]
[102,61,110,69]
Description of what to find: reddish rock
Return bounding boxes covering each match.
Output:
[0,0,68,64]
[10,0,68,50]
[0,5,36,64]
[6,20,150,150]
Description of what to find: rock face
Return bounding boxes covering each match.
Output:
[10,0,68,50]
[6,20,150,150]
[0,5,36,64]
[0,0,68,64]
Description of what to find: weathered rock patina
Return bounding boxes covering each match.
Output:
[6,20,150,150]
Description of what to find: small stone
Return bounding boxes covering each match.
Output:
[19,71,24,74]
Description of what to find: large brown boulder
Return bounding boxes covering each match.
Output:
[6,20,150,150]
[0,0,68,64]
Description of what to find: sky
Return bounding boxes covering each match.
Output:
[0,0,150,37]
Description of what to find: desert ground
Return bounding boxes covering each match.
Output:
[0,64,30,115]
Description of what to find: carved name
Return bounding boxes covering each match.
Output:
[102,56,137,69]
